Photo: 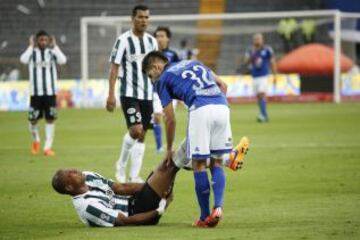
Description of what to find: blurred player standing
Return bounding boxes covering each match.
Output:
[106,5,158,183]
[143,51,247,227]
[244,33,277,122]
[152,26,180,153]
[20,30,67,156]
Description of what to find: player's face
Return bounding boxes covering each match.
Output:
[253,34,264,48]
[37,35,50,49]
[155,31,170,50]
[132,10,150,33]
[64,169,85,189]
[147,62,163,82]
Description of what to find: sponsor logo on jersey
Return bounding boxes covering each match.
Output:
[127,107,136,114]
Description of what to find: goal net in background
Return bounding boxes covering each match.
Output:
[80,10,360,107]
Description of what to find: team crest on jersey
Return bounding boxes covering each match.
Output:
[127,108,136,114]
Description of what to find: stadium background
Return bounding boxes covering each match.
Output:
[0,1,359,239]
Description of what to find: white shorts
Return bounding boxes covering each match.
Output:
[153,92,163,114]
[253,75,269,94]
[187,104,233,160]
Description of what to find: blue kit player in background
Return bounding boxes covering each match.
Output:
[244,33,277,122]
[151,26,180,153]
[142,51,248,228]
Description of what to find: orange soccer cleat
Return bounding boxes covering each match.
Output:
[31,141,40,155]
[228,136,250,171]
[192,219,208,228]
[44,149,55,156]
[205,207,223,228]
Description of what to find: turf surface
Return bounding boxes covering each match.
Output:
[0,103,359,240]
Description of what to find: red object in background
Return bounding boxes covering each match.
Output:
[277,43,354,76]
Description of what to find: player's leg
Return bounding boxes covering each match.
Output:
[188,107,211,226]
[152,93,163,153]
[44,95,57,156]
[116,97,143,182]
[28,96,41,155]
[128,99,154,182]
[256,76,269,122]
[207,104,233,227]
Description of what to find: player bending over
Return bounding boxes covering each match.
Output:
[51,138,249,227]
[142,51,247,227]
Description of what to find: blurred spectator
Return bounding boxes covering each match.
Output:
[178,39,199,60]
[301,19,316,44]
[277,18,298,52]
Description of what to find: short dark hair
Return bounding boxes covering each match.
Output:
[142,51,168,73]
[154,26,172,39]
[36,30,49,39]
[132,5,149,17]
[52,170,68,194]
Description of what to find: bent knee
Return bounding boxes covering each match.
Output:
[129,125,144,140]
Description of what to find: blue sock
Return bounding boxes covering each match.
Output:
[258,98,268,119]
[211,166,225,208]
[153,124,162,150]
[194,171,210,221]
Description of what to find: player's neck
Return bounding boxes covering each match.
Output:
[132,29,145,38]
[71,184,89,196]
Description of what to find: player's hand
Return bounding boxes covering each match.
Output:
[106,95,116,112]
[29,35,35,47]
[164,149,173,166]
[156,198,167,215]
[50,36,57,47]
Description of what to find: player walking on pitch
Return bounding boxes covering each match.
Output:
[142,51,249,227]
[243,33,277,122]
[106,5,158,183]
[20,30,67,156]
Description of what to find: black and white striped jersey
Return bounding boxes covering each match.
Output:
[109,30,158,100]
[20,46,67,96]
[72,171,129,227]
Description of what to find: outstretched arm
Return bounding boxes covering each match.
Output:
[114,199,167,226]
[211,71,227,94]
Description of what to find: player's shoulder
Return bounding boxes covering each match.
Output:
[83,171,106,180]
[144,32,156,41]
[117,30,132,41]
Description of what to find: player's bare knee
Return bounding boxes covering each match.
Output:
[192,159,207,171]
[210,158,223,168]
[129,125,144,140]
[154,113,161,124]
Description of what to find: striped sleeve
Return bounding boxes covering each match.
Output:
[84,201,119,227]
[110,37,126,64]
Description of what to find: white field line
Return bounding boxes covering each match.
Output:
[0,143,359,150]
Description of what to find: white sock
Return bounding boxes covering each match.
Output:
[116,133,137,171]
[29,123,40,142]
[44,123,55,150]
[129,142,145,179]
[173,138,190,168]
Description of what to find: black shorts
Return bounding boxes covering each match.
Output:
[28,95,57,121]
[120,97,153,130]
[128,183,161,225]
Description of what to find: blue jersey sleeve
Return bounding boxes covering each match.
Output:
[157,74,173,108]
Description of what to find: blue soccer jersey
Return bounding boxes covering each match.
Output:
[245,45,274,77]
[162,48,180,64]
[155,60,227,110]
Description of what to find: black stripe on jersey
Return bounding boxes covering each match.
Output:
[32,50,38,95]
[84,194,110,203]
[139,38,145,54]
[86,205,116,224]
[49,52,55,94]
[147,36,153,48]
[87,219,102,227]
[131,62,138,98]
[120,50,127,97]
[41,50,47,95]
[127,37,135,54]
[111,39,120,63]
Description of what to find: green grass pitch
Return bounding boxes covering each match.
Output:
[0,103,359,240]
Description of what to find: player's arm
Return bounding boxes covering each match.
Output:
[111,182,144,195]
[211,71,227,94]
[20,36,35,64]
[163,102,176,163]
[114,199,167,226]
[106,63,119,112]
[50,36,67,65]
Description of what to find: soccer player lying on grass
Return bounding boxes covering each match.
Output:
[51,138,249,227]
